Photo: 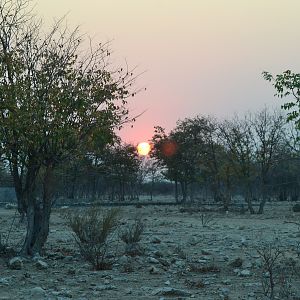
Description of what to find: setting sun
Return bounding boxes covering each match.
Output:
[137,142,151,156]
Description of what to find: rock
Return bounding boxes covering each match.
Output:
[220,287,230,296]
[153,250,164,258]
[30,287,46,298]
[189,236,198,245]
[125,288,133,294]
[67,267,76,275]
[95,284,117,291]
[8,257,23,270]
[35,259,48,269]
[152,287,191,297]
[149,266,160,274]
[241,237,247,246]
[239,269,251,277]
[4,203,17,209]
[201,249,211,255]
[292,203,300,212]
[151,236,161,244]
[118,255,130,265]
[0,278,9,285]
[125,243,143,256]
[229,257,243,268]
[243,261,252,269]
[148,257,160,264]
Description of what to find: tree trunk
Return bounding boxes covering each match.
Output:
[180,181,187,203]
[258,178,267,214]
[21,164,53,256]
[174,180,178,203]
[245,184,255,214]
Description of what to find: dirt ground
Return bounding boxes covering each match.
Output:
[0,202,300,299]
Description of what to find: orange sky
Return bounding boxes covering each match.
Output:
[36,0,300,144]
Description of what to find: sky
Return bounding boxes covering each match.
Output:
[36,0,300,144]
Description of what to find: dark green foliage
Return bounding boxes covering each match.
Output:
[263,70,300,132]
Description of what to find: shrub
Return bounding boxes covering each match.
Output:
[292,203,300,212]
[120,217,145,256]
[67,207,120,270]
[120,217,145,244]
[256,242,284,300]
[200,213,216,227]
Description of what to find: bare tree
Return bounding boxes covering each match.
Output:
[251,108,285,214]
[220,115,256,213]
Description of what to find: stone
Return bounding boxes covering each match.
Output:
[95,284,117,291]
[239,269,251,277]
[148,257,160,264]
[229,257,243,268]
[0,278,9,285]
[4,203,17,209]
[220,287,230,296]
[189,236,198,246]
[149,266,160,274]
[125,243,144,256]
[151,236,161,244]
[30,287,46,298]
[35,259,48,269]
[8,257,23,270]
[201,249,211,255]
[152,287,191,297]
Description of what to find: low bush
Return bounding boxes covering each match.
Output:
[67,207,120,270]
[120,217,145,256]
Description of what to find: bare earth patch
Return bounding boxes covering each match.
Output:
[0,203,300,299]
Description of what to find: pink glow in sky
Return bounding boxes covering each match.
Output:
[36,0,300,144]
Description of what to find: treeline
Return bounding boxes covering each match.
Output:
[1,107,299,212]
[151,108,300,213]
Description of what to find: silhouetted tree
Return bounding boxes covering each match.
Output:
[0,0,134,255]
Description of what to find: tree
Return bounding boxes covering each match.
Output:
[263,70,300,132]
[0,0,134,255]
[219,115,256,213]
[152,116,223,204]
[251,109,285,214]
[100,143,141,201]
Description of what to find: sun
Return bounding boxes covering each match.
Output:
[137,142,151,156]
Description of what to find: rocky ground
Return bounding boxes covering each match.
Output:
[0,202,300,299]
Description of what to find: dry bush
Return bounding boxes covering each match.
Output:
[188,263,221,273]
[67,207,120,270]
[174,244,187,259]
[120,217,145,244]
[184,279,205,289]
[200,213,216,227]
[120,217,145,256]
[256,242,284,300]
[0,215,18,258]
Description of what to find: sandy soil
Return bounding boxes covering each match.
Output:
[0,202,300,299]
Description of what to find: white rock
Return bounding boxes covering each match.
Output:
[8,257,23,270]
[35,259,48,269]
[239,269,251,277]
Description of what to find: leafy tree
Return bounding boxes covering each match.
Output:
[263,70,300,131]
[99,142,141,201]
[0,0,134,255]
[152,116,223,203]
